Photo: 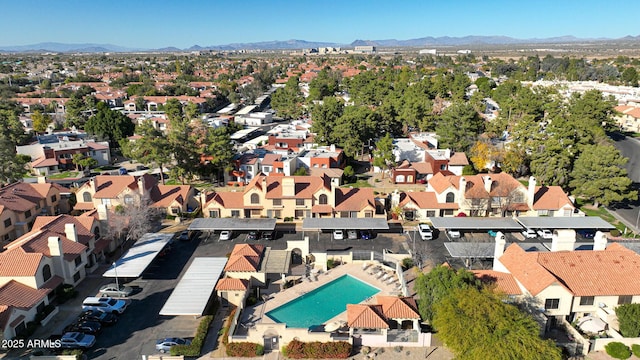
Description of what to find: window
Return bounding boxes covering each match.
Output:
[101,198,111,206]
[350,211,358,218]
[273,199,282,206]
[171,207,180,215]
[50,195,57,202]
[443,209,454,216]
[544,298,560,310]
[36,302,45,314]
[296,199,305,206]
[74,256,82,267]
[231,210,240,218]
[73,271,81,282]
[580,296,595,306]
[42,264,51,282]
[25,210,32,218]
[82,192,92,202]
[273,210,281,218]
[440,164,447,170]
[250,193,260,204]
[619,295,633,305]
[4,218,11,228]
[124,195,134,204]
[319,194,328,205]
[426,210,436,217]
[295,210,304,218]
[471,199,481,207]
[445,192,455,203]
[491,197,501,206]
[263,166,272,173]
[340,211,349,218]
[209,210,219,218]
[364,211,373,218]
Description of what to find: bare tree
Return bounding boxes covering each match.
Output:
[105,196,161,251]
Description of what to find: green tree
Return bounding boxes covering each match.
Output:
[433,287,562,360]
[414,265,480,323]
[271,76,304,120]
[621,67,638,87]
[435,102,484,152]
[615,302,640,337]
[72,153,97,171]
[121,120,172,184]
[310,96,343,145]
[85,103,134,147]
[569,144,637,207]
[31,110,52,133]
[308,68,341,101]
[372,133,394,179]
[0,108,29,183]
[334,106,377,158]
[343,165,355,183]
[203,125,235,183]
[167,111,199,184]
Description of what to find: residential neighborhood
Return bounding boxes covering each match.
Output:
[1,17,640,360]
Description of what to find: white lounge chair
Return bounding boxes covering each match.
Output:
[380,273,390,281]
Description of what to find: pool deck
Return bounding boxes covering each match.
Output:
[239,262,403,330]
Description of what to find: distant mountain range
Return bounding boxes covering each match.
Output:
[1,35,639,53]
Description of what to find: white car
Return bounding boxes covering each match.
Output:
[347,230,358,239]
[333,230,344,240]
[82,296,129,314]
[219,230,232,241]
[521,228,537,239]
[417,224,433,240]
[537,229,553,239]
[447,229,461,239]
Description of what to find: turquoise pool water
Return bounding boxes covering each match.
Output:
[266,274,379,328]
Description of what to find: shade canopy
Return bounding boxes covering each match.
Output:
[577,315,607,333]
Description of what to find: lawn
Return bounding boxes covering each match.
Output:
[48,171,81,179]
[578,200,638,237]
[342,179,372,188]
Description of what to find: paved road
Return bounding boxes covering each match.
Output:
[610,132,640,233]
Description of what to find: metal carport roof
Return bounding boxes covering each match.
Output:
[301,218,389,230]
[159,257,227,316]
[430,218,523,230]
[516,216,615,230]
[103,233,174,278]
[188,218,277,231]
[444,242,496,258]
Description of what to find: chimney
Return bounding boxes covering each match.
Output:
[593,231,608,251]
[282,177,295,197]
[483,175,493,193]
[89,177,97,193]
[551,229,576,252]
[458,177,467,203]
[527,176,537,208]
[37,176,47,184]
[48,236,62,257]
[492,232,507,271]
[391,189,401,208]
[137,176,145,196]
[97,204,108,221]
[200,191,208,208]
[65,223,78,243]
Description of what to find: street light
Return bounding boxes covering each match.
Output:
[113,262,119,291]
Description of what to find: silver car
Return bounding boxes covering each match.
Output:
[156,337,191,353]
[99,283,133,298]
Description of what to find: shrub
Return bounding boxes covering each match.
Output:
[226,342,264,357]
[361,346,371,355]
[56,284,78,304]
[632,344,640,357]
[605,342,632,359]
[284,339,351,359]
[221,308,237,346]
[171,315,214,356]
[611,229,621,237]
[327,259,336,269]
[401,257,414,270]
[61,349,84,359]
[615,303,640,337]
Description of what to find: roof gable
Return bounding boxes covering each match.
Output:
[347,304,389,329]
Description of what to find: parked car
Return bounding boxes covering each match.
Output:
[537,229,553,239]
[82,296,129,314]
[577,229,596,239]
[155,337,191,353]
[60,332,96,349]
[521,228,537,239]
[260,231,275,241]
[359,230,372,240]
[99,283,133,298]
[178,231,191,241]
[447,229,461,239]
[219,230,232,241]
[79,310,118,326]
[64,320,102,335]
[417,224,433,240]
[347,230,358,240]
[246,231,260,241]
[333,229,344,240]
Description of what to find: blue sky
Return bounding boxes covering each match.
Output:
[1,0,637,48]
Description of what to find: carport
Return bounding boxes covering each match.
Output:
[160,257,227,317]
[444,242,496,267]
[515,216,615,230]
[430,218,523,231]
[301,218,389,240]
[188,218,277,237]
[103,232,174,278]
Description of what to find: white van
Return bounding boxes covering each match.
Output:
[82,296,129,314]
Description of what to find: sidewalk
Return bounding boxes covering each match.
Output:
[198,307,232,359]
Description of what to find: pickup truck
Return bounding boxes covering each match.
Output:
[521,229,537,239]
[537,229,553,239]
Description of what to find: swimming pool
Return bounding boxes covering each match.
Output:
[266,274,379,328]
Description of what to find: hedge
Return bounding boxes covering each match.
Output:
[221,307,237,346]
[605,341,632,360]
[632,344,640,357]
[226,342,264,357]
[170,315,214,356]
[283,339,351,359]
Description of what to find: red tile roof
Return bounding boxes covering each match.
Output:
[215,278,249,291]
[472,270,522,295]
[0,247,44,277]
[533,186,574,210]
[347,304,389,329]
[399,192,458,210]
[335,188,376,211]
[151,185,192,208]
[0,276,62,309]
[376,296,420,319]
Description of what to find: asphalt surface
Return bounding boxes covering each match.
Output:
[610,132,640,233]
